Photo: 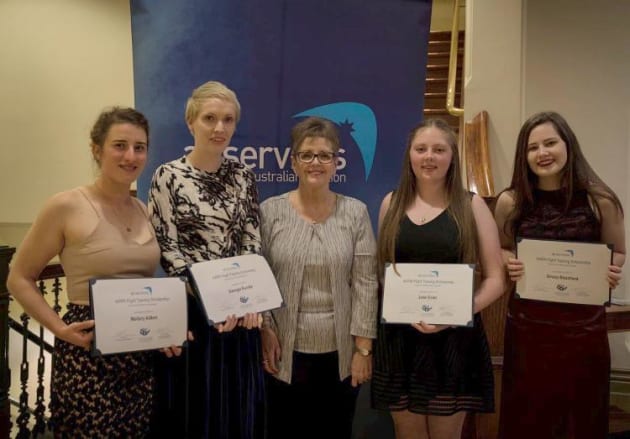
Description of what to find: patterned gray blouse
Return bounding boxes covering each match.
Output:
[148,156,261,275]
[260,193,378,384]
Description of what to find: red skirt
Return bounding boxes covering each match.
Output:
[499,297,609,439]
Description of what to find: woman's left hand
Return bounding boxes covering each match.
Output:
[351,352,372,387]
[608,264,623,289]
[411,321,452,334]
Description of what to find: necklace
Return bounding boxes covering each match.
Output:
[111,206,133,233]
[420,217,427,224]
[93,184,133,232]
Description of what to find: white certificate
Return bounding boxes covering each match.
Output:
[188,254,284,324]
[89,277,187,356]
[381,263,474,326]
[516,238,612,305]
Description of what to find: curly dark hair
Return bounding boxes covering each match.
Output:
[90,106,149,148]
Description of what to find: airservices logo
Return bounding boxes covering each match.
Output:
[130,287,153,297]
[221,262,241,273]
[293,102,377,181]
[221,101,378,184]
[552,249,575,257]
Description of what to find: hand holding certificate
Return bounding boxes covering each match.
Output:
[187,254,284,325]
[381,263,474,326]
[89,277,187,356]
[516,238,612,305]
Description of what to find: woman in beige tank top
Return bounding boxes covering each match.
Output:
[7,107,166,437]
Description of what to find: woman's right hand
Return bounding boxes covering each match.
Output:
[161,331,195,358]
[506,257,525,281]
[261,327,282,374]
[411,321,452,334]
[56,320,95,350]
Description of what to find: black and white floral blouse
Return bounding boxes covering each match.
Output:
[148,155,261,275]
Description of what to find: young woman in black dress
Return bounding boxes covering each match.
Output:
[372,119,504,439]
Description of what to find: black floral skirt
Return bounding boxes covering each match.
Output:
[49,304,154,438]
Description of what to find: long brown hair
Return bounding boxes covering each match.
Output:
[504,111,623,239]
[377,119,478,273]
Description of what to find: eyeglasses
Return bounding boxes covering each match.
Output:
[294,151,337,164]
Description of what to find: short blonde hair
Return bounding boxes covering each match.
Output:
[184,81,241,124]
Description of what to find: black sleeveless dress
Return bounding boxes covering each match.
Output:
[372,210,494,415]
[499,189,609,439]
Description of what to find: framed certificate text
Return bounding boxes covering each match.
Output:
[89,277,187,356]
[516,238,612,305]
[382,263,474,326]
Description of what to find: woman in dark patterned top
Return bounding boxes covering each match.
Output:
[148,81,264,439]
[494,111,625,438]
[372,119,504,439]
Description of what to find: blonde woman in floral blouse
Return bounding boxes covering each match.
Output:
[148,81,264,439]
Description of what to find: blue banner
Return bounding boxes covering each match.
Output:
[131,0,431,224]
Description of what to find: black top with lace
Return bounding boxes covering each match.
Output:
[518,187,600,242]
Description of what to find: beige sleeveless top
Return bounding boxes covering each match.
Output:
[59,188,160,305]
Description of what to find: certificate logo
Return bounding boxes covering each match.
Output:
[556,284,568,292]
[552,249,575,257]
[418,271,439,279]
[139,328,151,336]
[131,287,152,296]
[222,262,242,273]
[421,304,433,312]
[240,296,249,303]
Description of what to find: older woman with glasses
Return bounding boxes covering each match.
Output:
[260,116,379,439]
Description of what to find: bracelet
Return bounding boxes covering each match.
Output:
[354,346,372,357]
